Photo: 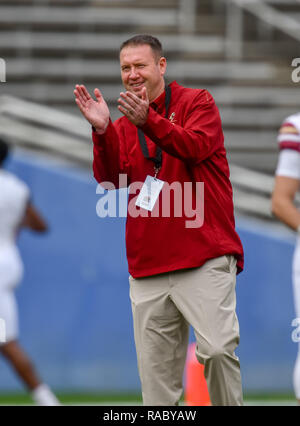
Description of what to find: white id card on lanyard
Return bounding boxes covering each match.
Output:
[135,175,165,211]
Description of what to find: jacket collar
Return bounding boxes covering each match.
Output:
[150,81,177,113]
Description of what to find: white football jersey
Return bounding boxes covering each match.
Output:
[276,113,300,179]
[0,170,29,288]
[276,115,300,398]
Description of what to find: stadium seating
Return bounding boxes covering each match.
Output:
[0,1,299,173]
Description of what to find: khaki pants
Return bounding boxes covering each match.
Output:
[129,255,243,406]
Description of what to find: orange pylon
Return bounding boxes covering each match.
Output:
[185,342,211,406]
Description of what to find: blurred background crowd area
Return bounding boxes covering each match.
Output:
[0,0,300,401]
[1,0,300,219]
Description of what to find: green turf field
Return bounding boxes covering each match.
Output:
[0,392,297,406]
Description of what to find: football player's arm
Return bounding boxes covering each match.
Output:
[272,175,300,230]
[21,201,48,232]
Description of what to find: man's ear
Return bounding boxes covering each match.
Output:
[159,57,167,76]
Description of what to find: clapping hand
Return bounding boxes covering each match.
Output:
[118,87,149,127]
[74,85,110,134]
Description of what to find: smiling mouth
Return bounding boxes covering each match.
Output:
[131,83,144,89]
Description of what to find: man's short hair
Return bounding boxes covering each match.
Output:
[120,34,163,61]
[0,138,9,166]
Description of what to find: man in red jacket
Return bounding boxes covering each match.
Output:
[74,34,244,406]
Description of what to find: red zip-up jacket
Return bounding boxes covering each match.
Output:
[92,81,244,278]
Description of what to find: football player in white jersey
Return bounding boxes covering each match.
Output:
[272,114,300,403]
[0,138,60,406]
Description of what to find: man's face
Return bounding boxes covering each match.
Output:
[120,44,167,102]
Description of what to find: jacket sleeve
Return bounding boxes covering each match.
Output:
[140,90,224,165]
[92,118,130,189]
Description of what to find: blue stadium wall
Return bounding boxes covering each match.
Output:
[0,151,297,394]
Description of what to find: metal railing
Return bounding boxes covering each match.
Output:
[178,0,300,56]
[230,164,275,218]
[0,95,92,165]
[224,0,300,59]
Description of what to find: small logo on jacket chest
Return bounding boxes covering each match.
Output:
[169,112,176,124]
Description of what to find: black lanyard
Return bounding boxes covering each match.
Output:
[137,85,171,172]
